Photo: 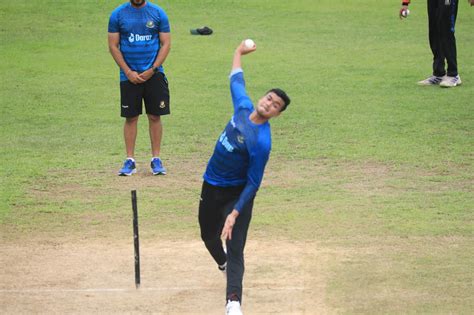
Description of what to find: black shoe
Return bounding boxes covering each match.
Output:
[218,262,227,273]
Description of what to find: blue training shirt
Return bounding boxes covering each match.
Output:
[108,2,170,81]
[204,69,272,213]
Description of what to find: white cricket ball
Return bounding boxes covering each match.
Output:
[402,9,410,17]
[244,39,255,48]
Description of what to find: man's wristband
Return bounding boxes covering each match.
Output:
[152,66,159,73]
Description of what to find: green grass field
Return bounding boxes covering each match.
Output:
[1,0,473,313]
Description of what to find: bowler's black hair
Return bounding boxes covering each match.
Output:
[267,88,291,112]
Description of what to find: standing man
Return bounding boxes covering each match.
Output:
[198,41,291,315]
[108,0,171,176]
[400,0,473,88]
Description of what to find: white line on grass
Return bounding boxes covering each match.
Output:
[0,286,306,294]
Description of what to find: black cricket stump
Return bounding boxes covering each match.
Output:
[131,190,141,289]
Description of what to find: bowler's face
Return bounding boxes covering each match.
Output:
[256,92,285,119]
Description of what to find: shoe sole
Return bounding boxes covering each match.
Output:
[417,82,441,86]
[118,169,137,176]
[152,171,167,175]
[440,82,461,88]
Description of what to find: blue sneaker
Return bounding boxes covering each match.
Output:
[151,157,166,175]
[118,158,136,176]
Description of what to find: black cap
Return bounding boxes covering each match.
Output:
[190,26,213,35]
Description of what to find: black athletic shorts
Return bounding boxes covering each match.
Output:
[120,72,170,117]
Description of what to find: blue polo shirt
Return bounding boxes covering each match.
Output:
[108,2,170,81]
[204,69,272,213]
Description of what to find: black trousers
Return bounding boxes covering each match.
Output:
[428,0,458,77]
[198,181,254,303]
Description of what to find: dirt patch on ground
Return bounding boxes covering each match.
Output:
[28,157,208,203]
[26,157,472,212]
[0,238,340,314]
[265,158,472,196]
[5,158,471,313]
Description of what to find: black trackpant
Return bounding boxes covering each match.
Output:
[198,181,254,303]
[428,0,459,77]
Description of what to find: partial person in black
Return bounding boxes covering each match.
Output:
[400,0,473,87]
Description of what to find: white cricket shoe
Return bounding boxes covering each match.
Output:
[226,300,243,315]
[417,75,444,86]
[440,75,462,88]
